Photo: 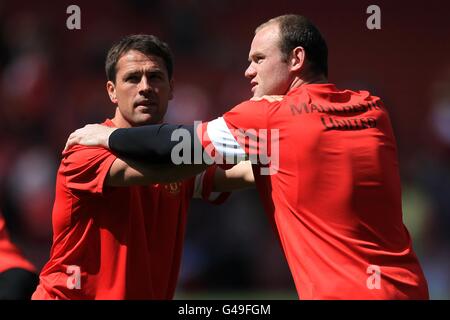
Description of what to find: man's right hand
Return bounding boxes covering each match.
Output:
[65,124,117,151]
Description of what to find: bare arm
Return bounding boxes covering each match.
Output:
[212,160,255,192]
[65,124,206,186]
[66,124,254,189]
[106,158,208,187]
[106,157,254,190]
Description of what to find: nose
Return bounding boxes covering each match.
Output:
[138,76,152,95]
[245,63,256,79]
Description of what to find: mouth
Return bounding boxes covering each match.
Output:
[134,102,158,115]
[250,82,258,92]
[135,100,158,108]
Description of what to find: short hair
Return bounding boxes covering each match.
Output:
[105,34,173,82]
[257,14,328,77]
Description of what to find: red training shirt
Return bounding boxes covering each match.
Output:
[33,119,228,300]
[0,211,36,274]
[197,84,429,299]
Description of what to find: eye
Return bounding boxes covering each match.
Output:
[149,73,163,80]
[255,56,264,64]
[126,75,140,83]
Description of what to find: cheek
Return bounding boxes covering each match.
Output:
[158,86,172,100]
[117,90,135,111]
[272,66,290,85]
[117,87,133,100]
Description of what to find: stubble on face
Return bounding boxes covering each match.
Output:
[110,50,172,128]
[246,23,292,98]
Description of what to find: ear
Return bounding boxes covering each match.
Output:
[290,46,306,72]
[106,81,118,104]
[168,78,175,100]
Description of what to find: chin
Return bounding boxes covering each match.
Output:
[133,115,159,126]
[253,88,269,97]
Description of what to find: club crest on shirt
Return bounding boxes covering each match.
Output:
[164,182,182,195]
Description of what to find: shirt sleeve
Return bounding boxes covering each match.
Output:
[192,165,230,204]
[0,213,36,273]
[196,98,273,163]
[61,145,117,194]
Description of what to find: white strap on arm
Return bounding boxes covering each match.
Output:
[207,117,247,162]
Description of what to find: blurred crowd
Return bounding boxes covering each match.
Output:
[0,0,448,299]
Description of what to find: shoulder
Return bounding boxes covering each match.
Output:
[61,145,115,168]
[58,145,117,193]
[63,144,112,158]
[220,95,284,129]
[227,95,284,115]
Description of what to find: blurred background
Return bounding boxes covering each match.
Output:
[0,0,449,299]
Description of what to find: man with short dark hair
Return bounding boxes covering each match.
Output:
[66,15,429,299]
[32,34,253,300]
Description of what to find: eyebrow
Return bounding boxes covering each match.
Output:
[123,69,165,78]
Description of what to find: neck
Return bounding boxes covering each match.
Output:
[289,72,328,91]
[111,108,132,128]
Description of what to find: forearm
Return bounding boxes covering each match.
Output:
[106,157,208,187]
[109,124,196,163]
[212,160,255,192]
